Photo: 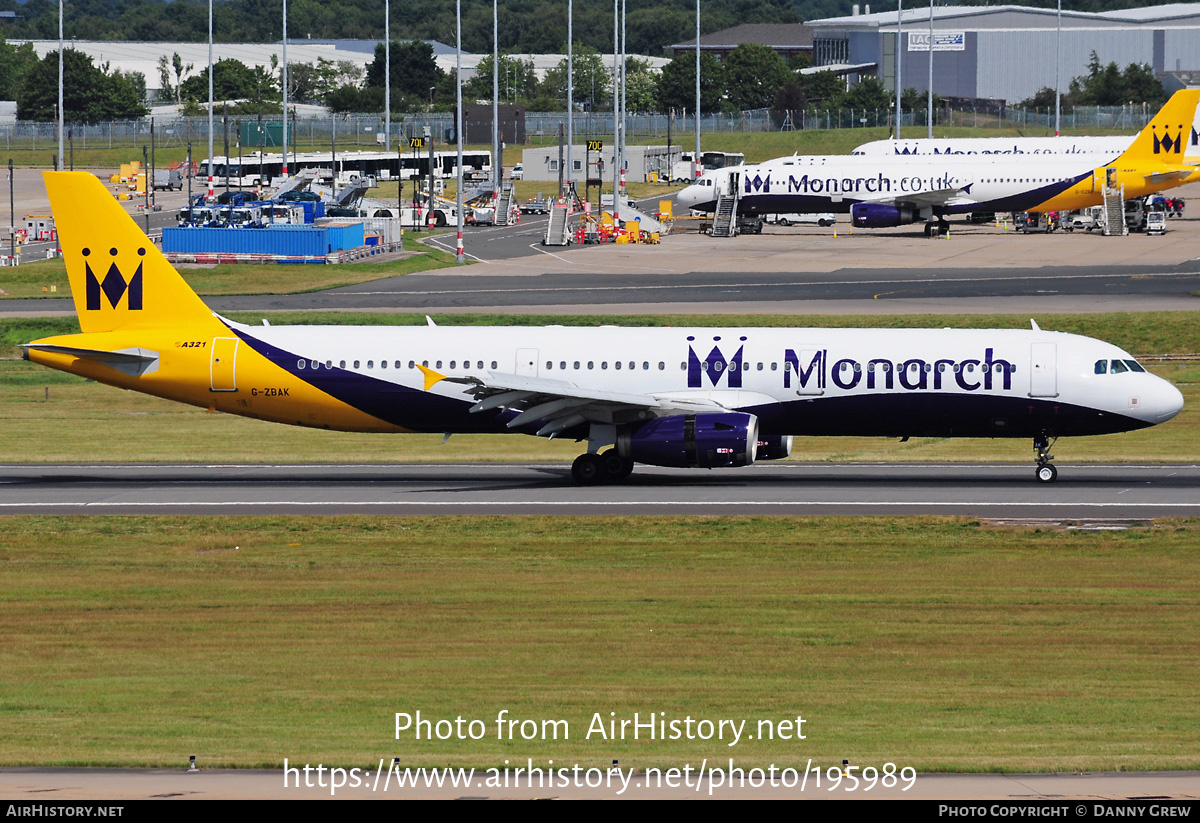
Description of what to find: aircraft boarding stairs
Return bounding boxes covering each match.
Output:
[266,168,315,199]
[543,203,572,245]
[495,184,515,226]
[711,191,738,237]
[616,201,664,234]
[1102,184,1127,236]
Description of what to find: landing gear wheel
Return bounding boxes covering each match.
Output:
[601,449,634,482]
[571,453,605,486]
[924,222,934,237]
[937,220,950,236]
[1033,434,1058,484]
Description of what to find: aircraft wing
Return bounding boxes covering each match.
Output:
[418,365,727,437]
[863,185,976,210]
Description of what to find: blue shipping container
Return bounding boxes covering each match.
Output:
[324,222,364,251]
[163,223,366,255]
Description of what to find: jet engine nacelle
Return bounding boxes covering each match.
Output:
[619,413,759,469]
[755,434,793,461]
[850,202,916,228]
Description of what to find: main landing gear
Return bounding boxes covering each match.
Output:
[1034,434,1058,483]
[571,449,635,486]
[924,219,950,237]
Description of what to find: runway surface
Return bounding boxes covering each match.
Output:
[2,462,1197,518]
[6,263,1200,317]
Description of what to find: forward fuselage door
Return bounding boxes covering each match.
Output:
[1029,342,1057,397]
[211,337,239,392]
[515,348,538,377]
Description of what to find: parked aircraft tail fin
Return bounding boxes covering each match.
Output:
[43,171,219,335]
[1116,89,1200,165]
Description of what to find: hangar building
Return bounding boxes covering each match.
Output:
[807,3,1200,104]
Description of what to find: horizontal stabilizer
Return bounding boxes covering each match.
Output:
[22,343,160,377]
[1144,168,1194,183]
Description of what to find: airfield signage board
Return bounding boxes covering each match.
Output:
[907,31,966,51]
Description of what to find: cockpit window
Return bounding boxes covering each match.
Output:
[1094,360,1107,374]
[1124,359,1146,373]
[1109,359,1128,374]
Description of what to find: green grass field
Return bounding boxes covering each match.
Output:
[0,515,1197,771]
[0,311,1196,464]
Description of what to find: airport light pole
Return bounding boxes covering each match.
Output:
[895,0,902,140]
[385,0,391,162]
[58,0,63,169]
[566,0,573,195]
[927,0,934,139]
[9,158,14,262]
[207,0,214,200]
[493,0,499,191]
[282,0,288,177]
[455,0,464,264]
[620,0,626,197]
[1054,0,1061,136]
[695,0,701,183]
[612,0,619,225]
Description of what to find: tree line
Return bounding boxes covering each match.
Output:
[1,0,804,57]
[0,31,1167,124]
[0,0,1175,58]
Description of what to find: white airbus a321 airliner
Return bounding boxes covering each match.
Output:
[23,172,1184,485]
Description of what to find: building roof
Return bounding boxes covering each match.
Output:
[799,62,876,76]
[12,39,668,93]
[808,3,1200,30]
[669,23,812,51]
[1098,4,1200,23]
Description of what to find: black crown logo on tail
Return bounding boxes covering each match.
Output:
[84,247,144,311]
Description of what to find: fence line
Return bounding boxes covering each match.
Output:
[0,105,1156,156]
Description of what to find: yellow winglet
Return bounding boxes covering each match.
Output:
[416,364,447,391]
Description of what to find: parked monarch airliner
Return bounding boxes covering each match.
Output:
[23,172,1183,484]
[678,90,1199,234]
[851,95,1200,158]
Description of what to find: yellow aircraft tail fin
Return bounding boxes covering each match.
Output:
[44,171,219,335]
[1115,89,1200,164]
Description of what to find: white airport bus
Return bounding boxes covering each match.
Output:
[200,149,493,188]
[671,151,745,183]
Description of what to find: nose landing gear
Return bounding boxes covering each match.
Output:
[1034,434,1058,483]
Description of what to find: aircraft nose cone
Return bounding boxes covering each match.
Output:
[678,185,700,208]
[1156,380,1185,422]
